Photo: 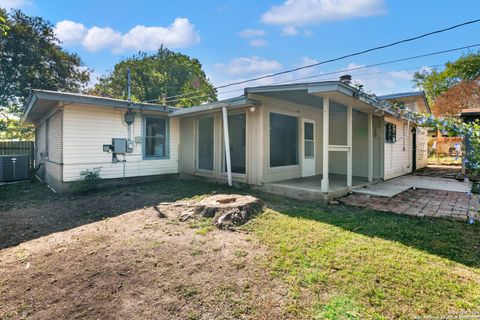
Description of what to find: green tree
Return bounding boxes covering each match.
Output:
[413,52,480,104]
[92,47,217,107]
[0,11,8,35]
[0,9,90,116]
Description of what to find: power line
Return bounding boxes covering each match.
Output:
[162,43,480,104]
[216,18,480,90]
[160,37,480,104]
[165,64,442,104]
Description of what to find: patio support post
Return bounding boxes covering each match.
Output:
[321,97,330,192]
[347,106,353,187]
[222,106,232,186]
[368,113,373,182]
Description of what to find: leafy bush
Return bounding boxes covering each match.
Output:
[69,168,101,194]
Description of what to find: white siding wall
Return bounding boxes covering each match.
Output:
[47,110,62,164]
[34,109,63,187]
[62,104,179,182]
[416,127,429,169]
[384,116,413,180]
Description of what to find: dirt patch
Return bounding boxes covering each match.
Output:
[0,198,291,319]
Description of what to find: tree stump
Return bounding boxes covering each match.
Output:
[158,194,264,230]
[194,194,264,230]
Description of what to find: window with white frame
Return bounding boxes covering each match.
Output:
[144,116,168,158]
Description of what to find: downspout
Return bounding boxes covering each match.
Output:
[222,106,232,186]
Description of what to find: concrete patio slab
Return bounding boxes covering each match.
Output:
[353,175,471,197]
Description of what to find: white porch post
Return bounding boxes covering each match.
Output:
[222,106,232,186]
[347,106,353,187]
[368,113,373,182]
[321,97,330,192]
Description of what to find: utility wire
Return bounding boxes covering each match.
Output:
[216,18,480,90]
[140,17,480,105]
[162,43,480,104]
[165,64,442,104]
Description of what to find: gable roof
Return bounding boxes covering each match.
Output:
[171,81,395,117]
[377,91,431,113]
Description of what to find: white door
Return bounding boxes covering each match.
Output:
[302,119,316,177]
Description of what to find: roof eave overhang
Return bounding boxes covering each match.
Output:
[169,97,260,117]
[21,90,173,124]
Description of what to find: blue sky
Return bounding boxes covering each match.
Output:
[3,0,480,99]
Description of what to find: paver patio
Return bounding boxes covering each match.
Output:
[339,189,479,221]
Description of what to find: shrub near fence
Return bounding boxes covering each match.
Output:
[0,141,35,171]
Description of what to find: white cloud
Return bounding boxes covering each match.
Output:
[55,20,87,44]
[54,18,200,53]
[281,26,299,36]
[0,0,30,10]
[83,26,122,52]
[249,39,268,47]
[215,57,282,76]
[121,18,200,51]
[261,0,387,26]
[238,28,266,38]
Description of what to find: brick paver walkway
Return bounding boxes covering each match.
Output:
[339,189,479,221]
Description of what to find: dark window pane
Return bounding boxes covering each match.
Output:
[145,118,167,157]
[224,113,246,174]
[270,113,298,167]
[304,122,314,140]
[198,117,214,170]
[385,122,396,143]
[305,141,314,158]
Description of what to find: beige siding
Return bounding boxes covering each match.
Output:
[178,109,255,185]
[179,117,195,174]
[257,94,324,183]
[62,104,179,182]
[384,116,413,180]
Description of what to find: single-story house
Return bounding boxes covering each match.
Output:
[21,80,430,200]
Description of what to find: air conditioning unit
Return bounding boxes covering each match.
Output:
[0,155,30,182]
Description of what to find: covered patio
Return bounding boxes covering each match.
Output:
[245,81,386,199]
[262,174,373,201]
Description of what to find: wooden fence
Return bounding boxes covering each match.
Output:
[0,141,35,170]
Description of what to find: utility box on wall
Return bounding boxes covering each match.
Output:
[112,138,127,154]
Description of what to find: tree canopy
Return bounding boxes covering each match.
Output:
[0,8,90,115]
[413,52,480,113]
[91,48,217,107]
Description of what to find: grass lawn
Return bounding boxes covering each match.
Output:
[1,179,479,319]
[247,198,480,319]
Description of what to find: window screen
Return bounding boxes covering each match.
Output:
[385,122,396,143]
[198,117,214,170]
[270,113,298,167]
[145,117,168,158]
[304,122,314,158]
[224,113,246,174]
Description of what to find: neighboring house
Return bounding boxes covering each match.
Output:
[378,91,430,179]
[22,80,430,200]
